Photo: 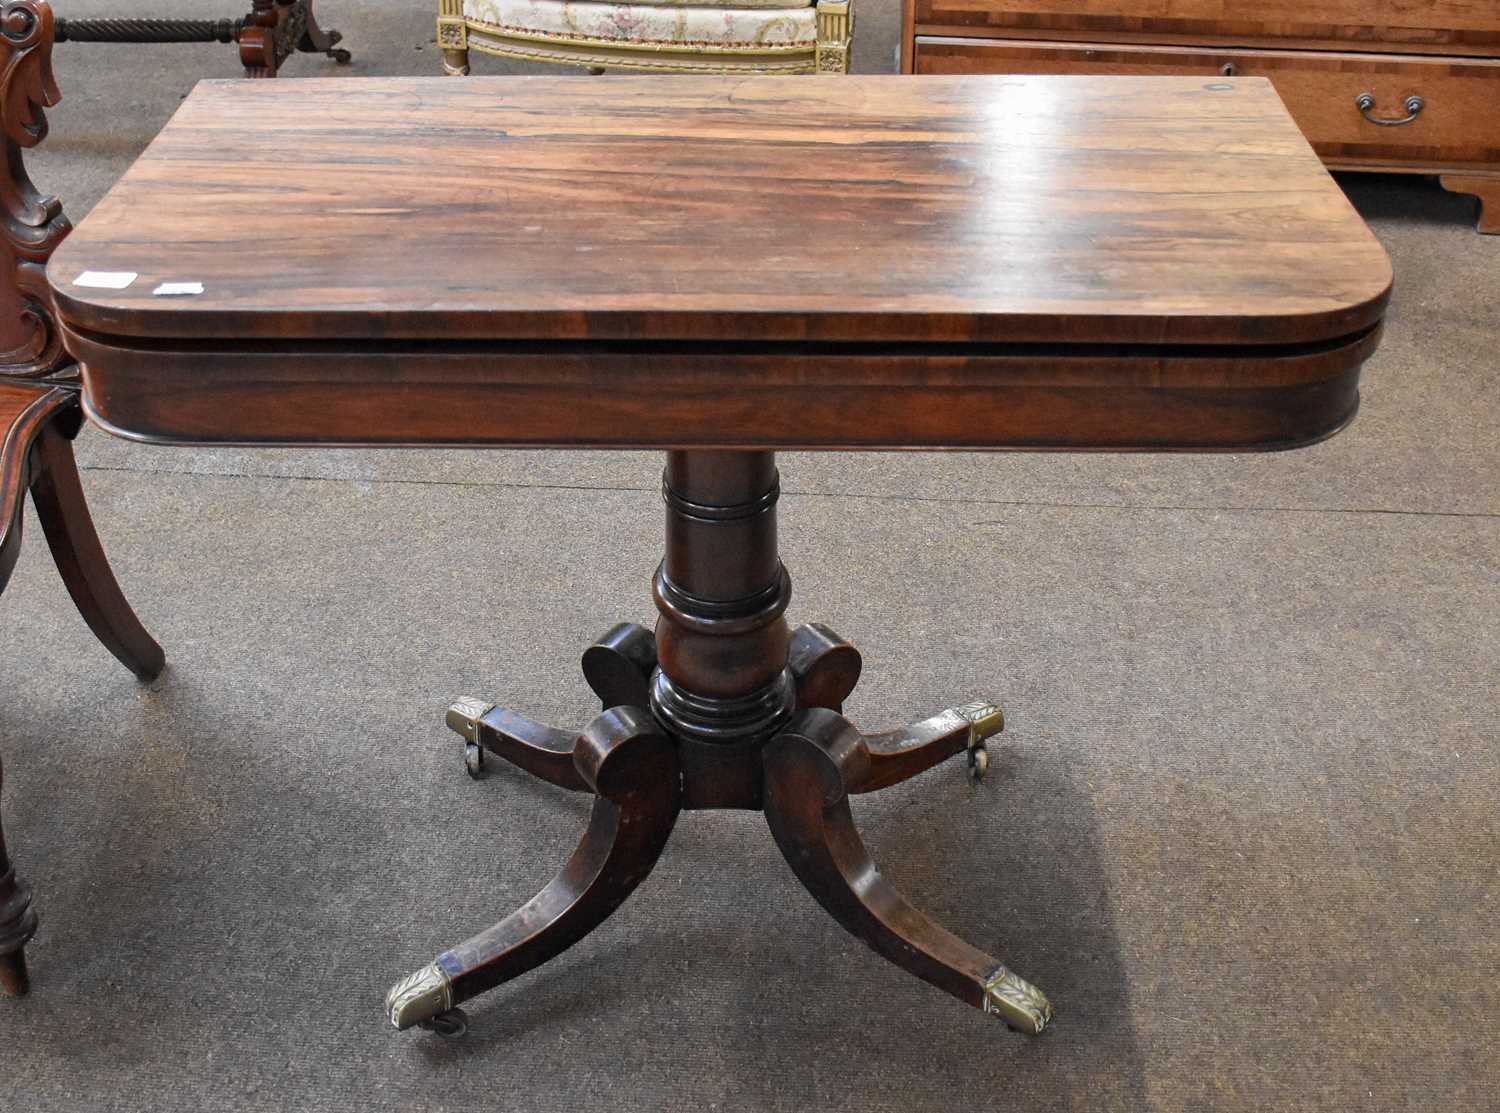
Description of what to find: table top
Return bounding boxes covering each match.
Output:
[48,75,1389,451]
[51,74,1388,348]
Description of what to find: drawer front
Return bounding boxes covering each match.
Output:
[913,39,1500,165]
[912,1,1500,54]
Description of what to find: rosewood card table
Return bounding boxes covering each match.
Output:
[44,74,1390,1038]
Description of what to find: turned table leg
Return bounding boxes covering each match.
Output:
[651,451,797,808]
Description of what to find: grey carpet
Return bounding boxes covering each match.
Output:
[2,2,1497,1110]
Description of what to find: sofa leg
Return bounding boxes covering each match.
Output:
[442,47,469,76]
[814,0,852,73]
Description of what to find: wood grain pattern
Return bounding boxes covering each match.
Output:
[912,38,1500,165]
[29,420,165,680]
[49,75,1390,350]
[1440,173,1500,231]
[1,380,164,1001]
[912,0,1500,52]
[433,707,681,1016]
[0,381,64,592]
[65,322,1381,450]
[0,0,71,381]
[387,453,1056,1036]
[900,0,1500,233]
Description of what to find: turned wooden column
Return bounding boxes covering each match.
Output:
[651,452,795,808]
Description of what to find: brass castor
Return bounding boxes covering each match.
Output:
[448,697,495,780]
[420,1007,469,1039]
[464,741,485,780]
[968,742,990,782]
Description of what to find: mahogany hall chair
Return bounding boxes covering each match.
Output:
[0,0,164,998]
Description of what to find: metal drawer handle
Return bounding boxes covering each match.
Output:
[1355,92,1424,126]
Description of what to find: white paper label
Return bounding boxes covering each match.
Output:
[73,270,138,290]
[152,281,205,296]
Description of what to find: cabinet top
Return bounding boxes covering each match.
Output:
[907,0,1500,51]
[51,75,1389,348]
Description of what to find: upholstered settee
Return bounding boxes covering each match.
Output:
[437,0,852,75]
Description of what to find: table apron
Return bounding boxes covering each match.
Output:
[67,324,1379,452]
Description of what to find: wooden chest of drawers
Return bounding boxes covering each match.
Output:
[901,0,1500,232]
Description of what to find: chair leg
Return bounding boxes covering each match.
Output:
[763,708,1052,1034]
[296,0,351,64]
[438,0,468,74]
[29,422,164,681]
[0,753,38,997]
[386,706,680,1032]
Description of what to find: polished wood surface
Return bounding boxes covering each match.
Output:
[50,75,1388,347]
[41,72,1391,1039]
[0,0,163,685]
[391,454,1050,1039]
[1,1,165,1000]
[29,417,166,681]
[913,40,1500,165]
[910,0,1500,54]
[0,0,70,382]
[1439,173,1500,232]
[0,379,166,998]
[901,1,1500,232]
[63,323,1381,452]
[0,382,68,589]
[49,75,1390,451]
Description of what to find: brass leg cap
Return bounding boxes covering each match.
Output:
[982,965,1052,1035]
[386,963,454,1030]
[446,697,495,741]
[955,699,1004,742]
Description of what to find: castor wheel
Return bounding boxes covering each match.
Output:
[448,697,496,780]
[968,742,989,782]
[956,699,1001,783]
[419,1007,469,1039]
[464,740,485,780]
[328,48,352,64]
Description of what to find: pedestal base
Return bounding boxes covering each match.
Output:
[386,452,1052,1040]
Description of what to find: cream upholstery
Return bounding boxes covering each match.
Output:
[463,0,816,51]
[438,0,850,74]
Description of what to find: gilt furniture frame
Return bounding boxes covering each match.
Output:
[437,0,852,76]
